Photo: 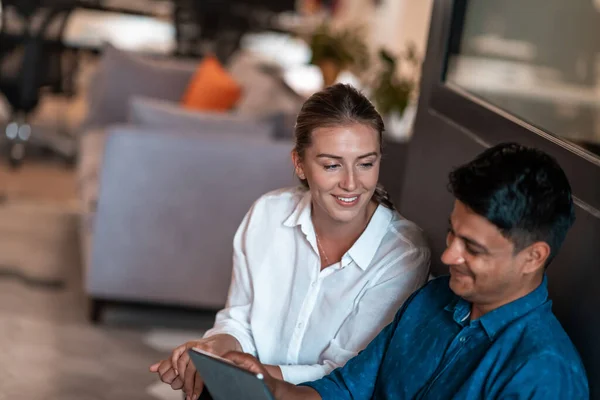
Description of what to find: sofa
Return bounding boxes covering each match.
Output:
[77,45,303,322]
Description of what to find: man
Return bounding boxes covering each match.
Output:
[226,143,589,399]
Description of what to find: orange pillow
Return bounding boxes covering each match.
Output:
[181,56,242,111]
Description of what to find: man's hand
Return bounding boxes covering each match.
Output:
[224,352,321,400]
[149,334,241,400]
[264,365,284,380]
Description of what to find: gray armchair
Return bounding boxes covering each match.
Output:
[77,45,302,322]
[86,126,296,321]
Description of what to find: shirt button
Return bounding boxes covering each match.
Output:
[297,322,303,329]
[311,282,316,287]
[459,336,466,343]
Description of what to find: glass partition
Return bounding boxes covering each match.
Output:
[445,0,600,158]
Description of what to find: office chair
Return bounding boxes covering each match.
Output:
[173,0,240,60]
[0,0,77,167]
[174,0,293,62]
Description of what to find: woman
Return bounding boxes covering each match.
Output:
[150,84,430,400]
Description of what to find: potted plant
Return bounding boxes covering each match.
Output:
[370,44,421,140]
[308,23,369,87]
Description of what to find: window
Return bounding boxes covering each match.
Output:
[445,0,600,158]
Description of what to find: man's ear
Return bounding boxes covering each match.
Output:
[291,151,306,180]
[522,242,551,274]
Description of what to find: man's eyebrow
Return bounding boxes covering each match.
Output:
[448,218,490,253]
[316,152,379,159]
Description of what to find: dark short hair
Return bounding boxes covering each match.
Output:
[448,142,575,266]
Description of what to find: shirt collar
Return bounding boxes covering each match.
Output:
[282,191,393,271]
[347,205,392,270]
[444,296,471,327]
[445,275,550,340]
[283,190,312,235]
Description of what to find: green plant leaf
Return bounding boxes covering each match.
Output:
[309,22,369,71]
[371,44,422,117]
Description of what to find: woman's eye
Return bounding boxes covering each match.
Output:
[359,162,374,168]
[324,164,340,171]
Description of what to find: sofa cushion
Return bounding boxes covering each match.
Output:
[227,51,305,117]
[82,44,198,130]
[181,55,242,112]
[262,111,297,140]
[129,96,275,138]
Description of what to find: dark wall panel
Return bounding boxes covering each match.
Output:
[404,0,600,392]
[400,108,485,276]
[401,0,600,394]
[401,105,600,396]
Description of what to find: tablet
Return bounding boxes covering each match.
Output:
[188,348,276,400]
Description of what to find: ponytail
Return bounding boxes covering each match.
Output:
[373,183,396,211]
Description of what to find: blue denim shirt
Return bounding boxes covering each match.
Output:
[302,276,589,399]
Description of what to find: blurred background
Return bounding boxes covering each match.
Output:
[1,0,600,398]
[0,1,433,399]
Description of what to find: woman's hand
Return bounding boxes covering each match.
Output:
[149,334,241,400]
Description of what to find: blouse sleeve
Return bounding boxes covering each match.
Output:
[203,206,258,356]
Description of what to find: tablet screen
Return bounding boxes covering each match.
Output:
[188,348,276,400]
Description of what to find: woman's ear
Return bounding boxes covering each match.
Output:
[291,151,305,180]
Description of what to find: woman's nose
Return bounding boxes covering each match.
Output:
[339,170,357,191]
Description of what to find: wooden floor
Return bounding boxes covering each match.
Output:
[0,159,79,205]
[0,158,214,400]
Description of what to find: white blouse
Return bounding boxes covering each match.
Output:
[203,187,430,384]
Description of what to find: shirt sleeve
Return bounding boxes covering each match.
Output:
[299,285,424,400]
[203,207,257,356]
[279,247,430,384]
[497,354,589,400]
